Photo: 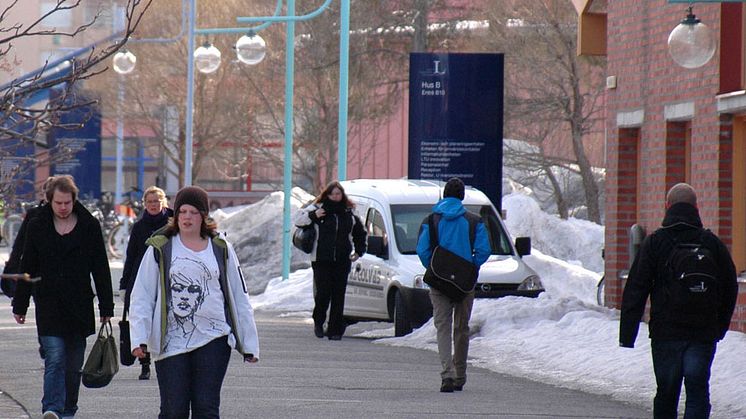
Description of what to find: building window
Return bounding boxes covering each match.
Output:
[665,121,691,187]
[84,1,114,30]
[618,127,640,234]
[732,116,746,273]
[720,2,744,93]
[40,2,73,29]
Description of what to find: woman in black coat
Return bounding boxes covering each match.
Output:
[294,181,366,340]
[119,186,173,380]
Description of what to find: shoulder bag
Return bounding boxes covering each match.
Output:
[422,213,479,301]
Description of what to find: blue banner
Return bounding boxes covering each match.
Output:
[49,96,102,200]
[408,53,504,208]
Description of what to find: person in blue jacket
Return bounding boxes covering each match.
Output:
[416,177,491,393]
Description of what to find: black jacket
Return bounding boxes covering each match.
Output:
[12,201,114,337]
[619,203,738,347]
[120,207,173,294]
[308,200,366,263]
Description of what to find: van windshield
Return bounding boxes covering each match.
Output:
[390,204,514,256]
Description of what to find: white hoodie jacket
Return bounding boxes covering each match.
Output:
[129,232,259,361]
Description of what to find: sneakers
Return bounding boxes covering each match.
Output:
[440,378,455,393]
[139,364,150,380]
[314,324,325,338]
[42,411,60,419]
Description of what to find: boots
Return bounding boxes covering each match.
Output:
[139,359,151,380]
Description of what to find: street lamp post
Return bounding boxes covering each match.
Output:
[237,0,351,280]
[114,0,351,281]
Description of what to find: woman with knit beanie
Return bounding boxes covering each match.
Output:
[129,185,259,418]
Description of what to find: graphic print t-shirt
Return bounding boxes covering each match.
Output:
[162,235,231,357]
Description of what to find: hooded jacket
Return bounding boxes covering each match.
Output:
[128,231,259,361]
[619,202,738,347]
[12,201,114,337]
[416,197,491,268]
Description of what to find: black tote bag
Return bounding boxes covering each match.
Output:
[82,321,119,388]
[119,310,136,366]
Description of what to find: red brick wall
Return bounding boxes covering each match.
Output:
[605,1,746,333]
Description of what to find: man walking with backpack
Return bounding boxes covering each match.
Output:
[416,178,491,393]
[620,183,738,418]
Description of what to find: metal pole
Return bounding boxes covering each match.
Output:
[281,0,296,281]
[184,0,197,187]
[115,77,124,206]
[337,0,350,181]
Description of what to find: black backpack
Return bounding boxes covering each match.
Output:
[662,228,721,328]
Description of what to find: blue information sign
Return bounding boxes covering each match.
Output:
[49,98,102,200]
[408,53,504,208]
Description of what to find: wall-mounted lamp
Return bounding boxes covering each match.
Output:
[667,6,716,69]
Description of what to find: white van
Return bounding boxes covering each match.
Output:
[341,179,543,336]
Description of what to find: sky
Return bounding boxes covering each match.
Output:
[2,190,744,417]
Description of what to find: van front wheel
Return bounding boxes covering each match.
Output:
[394,291,413,337]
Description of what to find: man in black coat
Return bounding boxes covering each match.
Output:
[12,175,114,419]
[620,183,738,419]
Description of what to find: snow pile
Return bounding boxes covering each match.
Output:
[217,187,314,294]
[503,193,604,273]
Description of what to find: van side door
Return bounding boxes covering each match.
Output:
[345,204,390,320]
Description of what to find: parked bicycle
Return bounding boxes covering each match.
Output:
[1,201,39,247]
[106,188,144,259]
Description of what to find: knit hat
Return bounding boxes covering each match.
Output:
[443,177,465,201]
[173,186,209,214]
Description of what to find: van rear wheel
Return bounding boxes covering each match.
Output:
[394,291,413,337]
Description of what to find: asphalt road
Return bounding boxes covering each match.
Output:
[0,296,652,419]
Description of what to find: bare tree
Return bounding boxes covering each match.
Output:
[84,0,493,194]
[486,1,606,222]
[0,0,153,203]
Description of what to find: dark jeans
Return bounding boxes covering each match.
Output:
[651,340,716,419]
[154,335,231,419]
[311,260,351,336]
[38,335,86,417]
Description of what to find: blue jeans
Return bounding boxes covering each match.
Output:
[38,335,87,417]
[651,340,716,419]
[154,335,231,419]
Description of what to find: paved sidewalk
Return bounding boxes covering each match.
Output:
[0,297,652,419]
[0,390,30,419]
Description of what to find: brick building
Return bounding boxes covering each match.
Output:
[575,0,746,332]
